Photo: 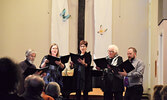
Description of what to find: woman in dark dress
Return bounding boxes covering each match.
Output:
[40,43,65,89]
[70,40,92,100]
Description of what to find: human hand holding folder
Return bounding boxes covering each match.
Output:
[117,59,135,73]
[70,53,84,65]
[46,55,60,65]
[96,66,101,71]
[23,67,48,76]
[78,58,88,67]
[93,57,108,69]
[46,55,70,65]
[94,58,135,74]
[117,59,135,76]
[118,69,127,76]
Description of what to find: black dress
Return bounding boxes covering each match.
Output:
[72,52,92,100]
[40,55,65,88]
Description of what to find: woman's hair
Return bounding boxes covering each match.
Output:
[153,85,163,100]
[80,40,88,47]
[45,82,61,98]
[0,57,21,93]
[49,43,60,57]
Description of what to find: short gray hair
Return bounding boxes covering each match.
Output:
[45,82,61,98]
[25,49,36,57]
[108,44,119,54]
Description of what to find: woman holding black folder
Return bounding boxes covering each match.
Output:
[70,40,92,100]
[40,43,65,89]
[96,45,124,100]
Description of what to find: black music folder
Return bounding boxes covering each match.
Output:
[60,55,70,64]
[93,57,108,69]
[70,53,84,64]
[23,67,48,76]
[118,59,135,73]
[46,55,60,65]
[94,58,135,73]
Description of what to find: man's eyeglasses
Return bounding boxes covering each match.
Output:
[108,50,114,53]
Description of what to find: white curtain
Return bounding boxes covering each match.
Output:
[94,0,112,58]
[85,0,95,57]
[51,0,78,55]
[51,0,70,55]
[68,0,78,54]
[51,0,112,60]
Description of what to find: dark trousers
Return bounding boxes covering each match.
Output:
[125,85,143,100]
[104,91,123,100]
[76,90,88,100]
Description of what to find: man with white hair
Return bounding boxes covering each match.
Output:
[18,49,37,95]
[20,49,37,77]
[96,45,124,100]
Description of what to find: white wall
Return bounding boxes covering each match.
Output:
[112,0,149,92]
[150,0,159,98]
[158,20,167,84]
[0,0,51,67]
[163,20,167,84]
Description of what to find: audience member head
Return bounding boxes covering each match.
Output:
[25,49,36,64]
[108,44,119,58]
[127,47,137,61]
[24,75,45,95]
[79,40,88,54]
[49,43,60,57]
[0,57,21,94]
[160,85,167,100]
[153,85,163,100]
[45,82,61,98]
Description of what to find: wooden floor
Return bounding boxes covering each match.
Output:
[69,88,103,95]
[69,88,103,100]
[67,88,150,100]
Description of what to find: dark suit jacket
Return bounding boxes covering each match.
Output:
[104,56,124,92]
